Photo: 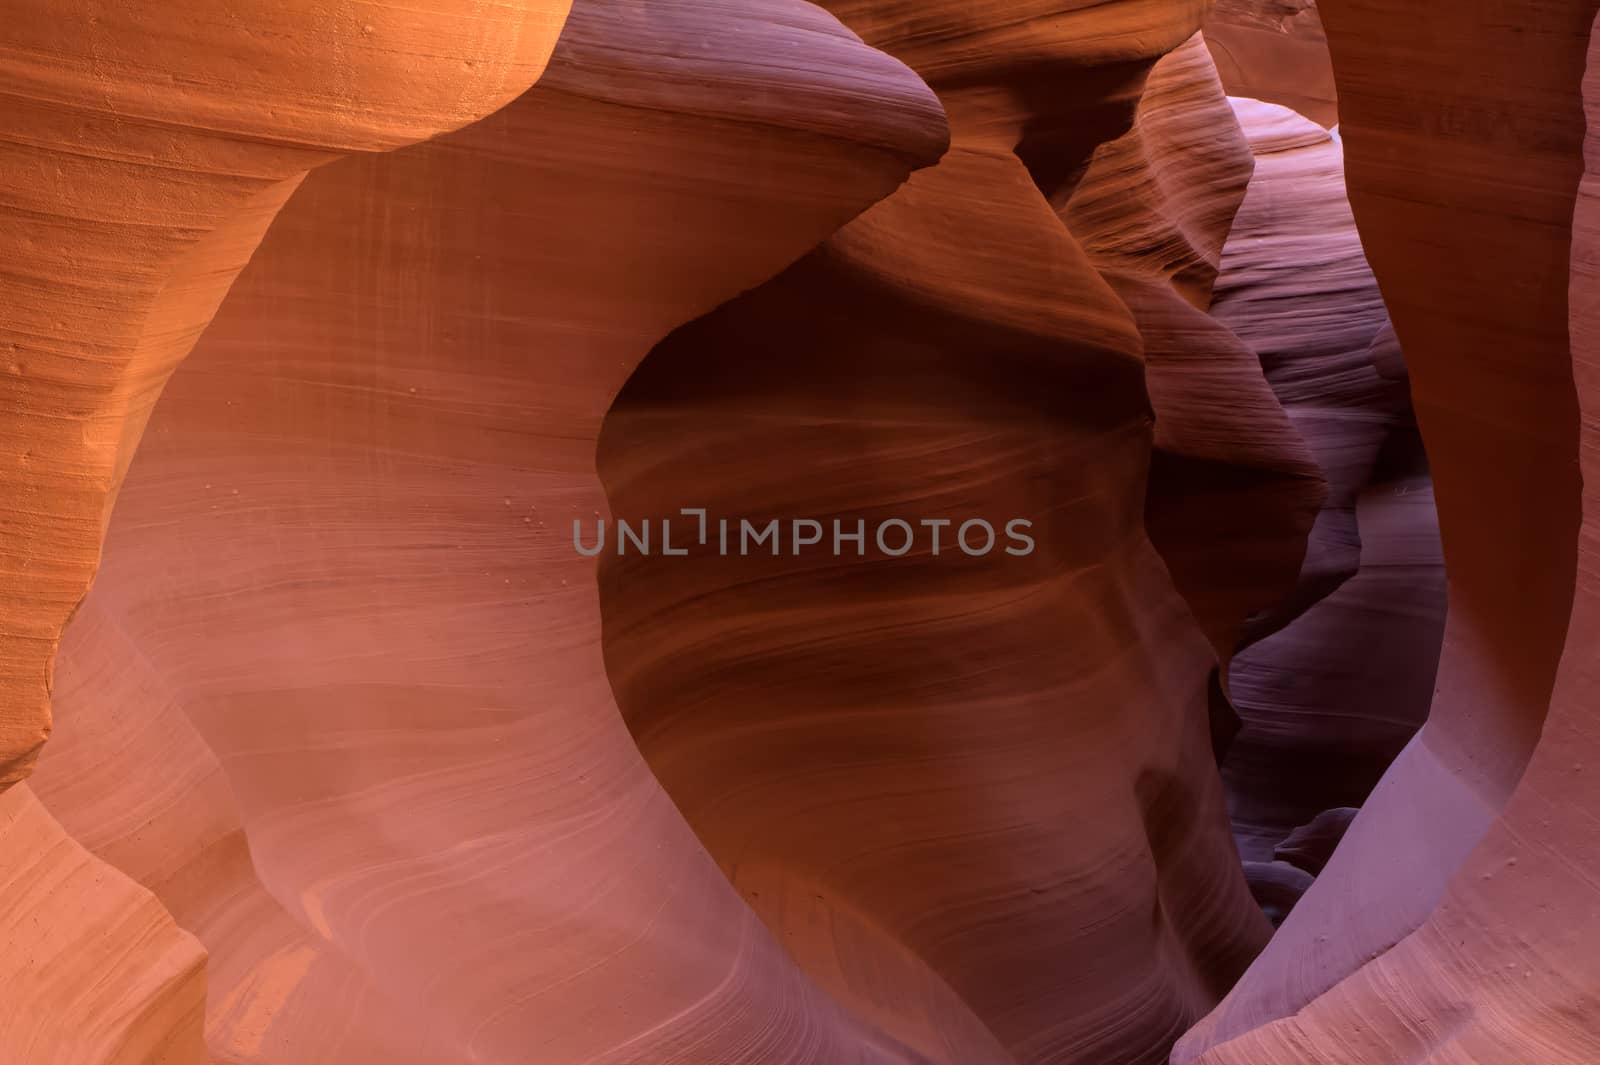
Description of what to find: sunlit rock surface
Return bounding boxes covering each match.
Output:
[12,2,948,1062]
[7,2,1600,1064]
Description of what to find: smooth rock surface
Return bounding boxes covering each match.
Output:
[1066,43,1325,666]
[599,12,1273,1065]
[1,3,572,1061]
[1177,1,1598,1059]
[1209,98,1445,864]
[23,2,949,1063]
[17,2,1600,1064]
[1203,0,1338,126]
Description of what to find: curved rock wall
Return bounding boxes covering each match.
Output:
[597,13,1274,1065]
[10,1,1600,1064]
[0,0,571,792]
[1208,99,1445,866]
[1203,1,1338,126]
[1179,0,1600,1059]
[16,2,950,1063]
[1065,40,1326,667]
[0,2,571,1061]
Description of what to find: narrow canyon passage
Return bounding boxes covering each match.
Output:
[1,2,1597,1065]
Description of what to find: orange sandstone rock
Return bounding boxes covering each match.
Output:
[1203,0,1338,126]
[598,9,1273,1065]
[1,4,570,1063]
[26,2,949,1063]
[0,0,572,792]
[1065,39,1325,665]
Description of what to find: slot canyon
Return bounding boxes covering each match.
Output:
[0,0,1595,1062]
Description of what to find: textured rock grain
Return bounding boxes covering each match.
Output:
[1065,43,1325,664]
[1203,0,1337,126]
[19,2,950,1063]
[599,10,1273,1065]
[1177,1,1598,1059]
[1,3,572,1061]
[1207,99,1444,866]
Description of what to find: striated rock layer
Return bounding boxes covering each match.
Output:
[20,2,953,1063]
[1179,0,1599,1059]
[0,0,571,791]
[1065,42,1325,671]
[1182,11,1600,1056]
[1211,101,1397,639]
[22,1,1600,1063]
[1208,99,1445,868]
[1202,0,1337,126]
[599,11,1272,1065]
[0,2,572,1061]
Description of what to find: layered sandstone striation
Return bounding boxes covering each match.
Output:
[1064,39,1325,668]
[1,2,571,1062]
[11,1,1600,1064]
[1175,12,1600,1048]
[14,1,950,1063]
[1179,0,1600,1059]
[1202,0,1337,126]
[0,0,571,792]
[598,12,1274,1065]
[1207,98,1445,868]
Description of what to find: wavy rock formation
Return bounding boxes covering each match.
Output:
[0,2,571,1061]
[0,0,570,792]
[16,1,1600,1063]
[815,0,1213,197]
[1176,13,1600,1050]
[598,11,1273,1065]
[1178,1,1598,1059]
[17,2,951,1063]
[1210,101,1402,640]
[1271,807,1357,877]
[1206,98,1445,866]
[1064,39,1325,666]
[1203,0,1337,126]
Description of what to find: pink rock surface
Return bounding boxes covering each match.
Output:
[11,2,1600,1063]
[14,2,949,1062]
[0,2,571,1060]
[1179,1,1599,1059]
[598,15,1272,1065]
[1204,98,1445,869]
[1211,100,1407,641]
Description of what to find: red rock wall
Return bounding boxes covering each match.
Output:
[0,2,571,1060]
[1065,39,1325,667]
[14,1,1599,1063]
[597,14,1273,1065]
[1179,1,1600,1059]
[13,2,951,1063]
[1203,1,1338,126]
